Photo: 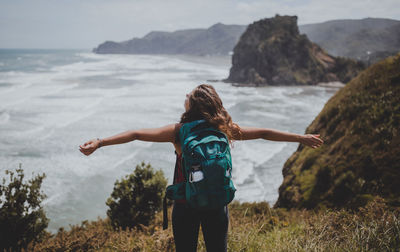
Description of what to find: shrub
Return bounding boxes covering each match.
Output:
[106,162,167,230]
[0,163,49,251]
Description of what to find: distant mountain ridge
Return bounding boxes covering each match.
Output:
[93,17,399,63]
[299,18,400,63]
[93,23,247,56]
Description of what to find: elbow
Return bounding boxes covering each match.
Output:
[130,131,139,141]
[261,129,271,140]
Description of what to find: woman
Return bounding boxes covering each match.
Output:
[79,84,323,252]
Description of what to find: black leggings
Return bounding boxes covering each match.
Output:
[172,202,229,252]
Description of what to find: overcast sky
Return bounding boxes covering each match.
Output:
[1,0,399,49]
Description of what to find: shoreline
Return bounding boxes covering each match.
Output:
[316,81,346,88]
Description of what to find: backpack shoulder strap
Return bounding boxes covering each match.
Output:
[179,119,207,149]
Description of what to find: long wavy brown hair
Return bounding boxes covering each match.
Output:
[180,84,241,142]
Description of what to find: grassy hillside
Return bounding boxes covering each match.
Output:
[26,199,399,251]
[276,53,400,209]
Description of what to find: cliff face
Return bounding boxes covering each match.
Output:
[93,23,247,56]
[275,53,400,209]
[225,15,365,86]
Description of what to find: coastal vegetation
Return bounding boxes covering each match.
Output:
[26,198,400,251]
[106,162,167,230]
[276,53,400,209]
[5,161,398,251]
[0,164,48,251]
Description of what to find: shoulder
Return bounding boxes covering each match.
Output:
[173,123,183,154]
[173,123,183,142]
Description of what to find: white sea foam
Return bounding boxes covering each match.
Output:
[232,141,286,185]
[110,143,153,171]
[245,110,289,120]
[0,110,10,124]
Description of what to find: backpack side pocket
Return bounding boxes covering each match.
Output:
[166,183,185,200]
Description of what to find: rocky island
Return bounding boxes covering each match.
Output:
[275,53,400,209]
[224,15,365,86]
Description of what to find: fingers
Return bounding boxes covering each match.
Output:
[79,146,91,155]
[303,134,324,149]
[312,136,324,145]
[79,149,87,155]
[80,140,96,149]
[311,143,321,149]
[311,134,323,144]
[79,139,97,156]
[80,143,89,150]
[82,141,91,147]
[80,148,94,156]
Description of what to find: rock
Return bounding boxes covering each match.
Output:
[275,53,400,209]
[224,15,365,86]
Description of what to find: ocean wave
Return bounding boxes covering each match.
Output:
[231,141,286,185]
[245,110,289,120]
[0,110,10,124]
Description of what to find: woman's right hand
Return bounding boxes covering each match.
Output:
[300,134,324,149]
[79,139,100,156]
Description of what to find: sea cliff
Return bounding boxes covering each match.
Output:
[275,53,400,209]
[225,15,365,86]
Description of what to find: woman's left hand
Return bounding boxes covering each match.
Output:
[300,134,324,149]
[79,139,100,156]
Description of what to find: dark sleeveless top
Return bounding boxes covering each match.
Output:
[173,151,186,204]
[173,152,185,184]
[173,122,188,203]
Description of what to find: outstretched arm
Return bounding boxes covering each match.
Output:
[79,123,179,156]
[236,126,323,149]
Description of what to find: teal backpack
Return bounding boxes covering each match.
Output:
[163,119,236,229]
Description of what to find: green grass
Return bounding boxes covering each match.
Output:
[26,199,400,251]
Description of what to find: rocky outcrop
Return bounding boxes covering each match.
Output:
[225,15,365,86]
[275,53,400,209]
[299,18,400,64]
[93,23,247,56]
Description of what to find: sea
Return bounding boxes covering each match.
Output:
[0,49,339,233]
